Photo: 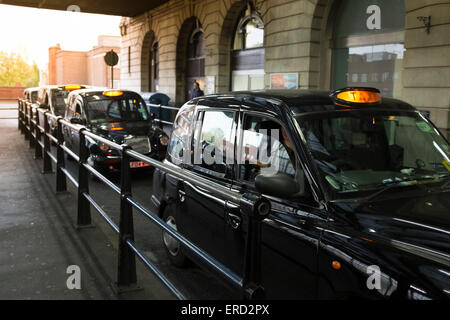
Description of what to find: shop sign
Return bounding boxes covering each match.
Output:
[270,73,298,90]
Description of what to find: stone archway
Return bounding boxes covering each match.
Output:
[140,30,156,92]
[175,16,204,105]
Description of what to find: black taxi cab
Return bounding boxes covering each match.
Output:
[152,87,450,300]
[23,87,40,104]
[62,89,169,173]
[37,85,90,136]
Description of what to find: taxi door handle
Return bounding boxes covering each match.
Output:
[226,212,241,229]
[178,190,186,203]
[225,201,241,229]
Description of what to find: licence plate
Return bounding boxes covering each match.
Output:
[130,161,150,168]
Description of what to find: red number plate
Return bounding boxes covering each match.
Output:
[130,161,150,168]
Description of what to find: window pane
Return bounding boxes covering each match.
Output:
[296,110,450,201]
[168,106,195,163]
[196,111,235,175]
[250,75,265,90]
[232,74,249,91]
[86,98,148,123]
[233,31,243,50]
[245,20,264,49]
[333,43,405,98]
[51,89,70,115]
[127,98,149,120]
[239,115,296,183]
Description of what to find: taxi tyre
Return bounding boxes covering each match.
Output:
[162,204,188,268]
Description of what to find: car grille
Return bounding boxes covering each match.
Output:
[124,136,151,154]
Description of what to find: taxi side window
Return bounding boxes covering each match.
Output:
[127,98,148,120]
[192,110,235,178]
[65,96,73,118]
[108,101,121,119]
[168,106,195,164]
[75,103,81,115]
[238,114,296,183]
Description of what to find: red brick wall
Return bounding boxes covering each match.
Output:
[0,87,26,101]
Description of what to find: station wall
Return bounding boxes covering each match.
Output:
[119,0,450,133]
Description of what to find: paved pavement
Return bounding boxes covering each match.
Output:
[0,114,174,299]
[0,102,19,120]
[0,104,237,300]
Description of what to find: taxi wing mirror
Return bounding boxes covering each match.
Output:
[255,172,304,198]
[70,116,84,125]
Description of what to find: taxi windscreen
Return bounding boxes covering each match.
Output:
[295,110,450,200]
[86,96,149,123]
[31,91,38,103]
[51,89,70,115]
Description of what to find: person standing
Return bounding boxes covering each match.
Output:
[189,81,204,100]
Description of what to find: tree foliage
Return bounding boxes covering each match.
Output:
[0,51,40,87]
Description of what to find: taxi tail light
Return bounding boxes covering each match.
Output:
[333,88,381,105]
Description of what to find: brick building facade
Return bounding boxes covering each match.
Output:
[47,36,121,88]
[118,0,450,134]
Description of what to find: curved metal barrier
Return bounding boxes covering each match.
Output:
[17,99,270,300]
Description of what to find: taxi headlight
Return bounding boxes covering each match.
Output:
[159,134,169,146]
[98,142,109,152]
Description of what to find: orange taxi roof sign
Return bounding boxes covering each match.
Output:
[65,85,82,91]
[104,90,124,97]
[333,88,381,104]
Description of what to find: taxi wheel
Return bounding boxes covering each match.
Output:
[162,204,188,268]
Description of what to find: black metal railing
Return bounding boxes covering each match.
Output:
[17,99,270,300]
[146,102,179,127]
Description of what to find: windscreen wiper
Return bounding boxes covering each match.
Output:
[357,177,434,203]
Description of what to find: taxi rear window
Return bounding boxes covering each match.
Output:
[86,97,149,123]
[51,89,70,112]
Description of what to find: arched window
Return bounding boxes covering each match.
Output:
[331,0,405,98]
[186,22,205,100]
[231,7,265,91]
[151,41,159,91]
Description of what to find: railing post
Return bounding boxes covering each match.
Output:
[29,105,35,149]
[158,104,163,129]
[76,128,92,228]
[42,112,53,173]
[240,193,271,300]
[115,144,139,292]
[56,117,67,192]
[24,103,30,141]
[34,109,42,160]
[18,100,21,131]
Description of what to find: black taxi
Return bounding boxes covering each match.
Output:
[37,85,90,136]
[62,89,169,173]
[152,87,450,299]
[23,87,40,104]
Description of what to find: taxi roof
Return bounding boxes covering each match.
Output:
[195,89,416,114]
[24,87,40,92]
[70,88,142,98]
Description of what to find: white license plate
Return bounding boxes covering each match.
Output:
[130,161,150,168]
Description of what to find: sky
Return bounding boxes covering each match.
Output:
[0,4,122,69]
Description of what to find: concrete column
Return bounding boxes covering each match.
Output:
[403,0,450,133]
